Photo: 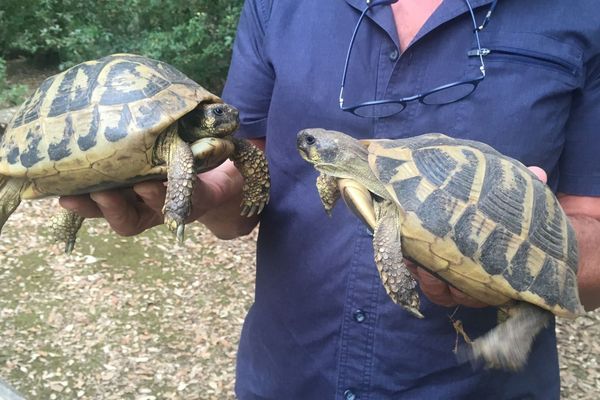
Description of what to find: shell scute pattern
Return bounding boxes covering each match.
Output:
[46,60,104,118]
[98,60,171,106]
[369,135,580,315]
[0,54,211,180]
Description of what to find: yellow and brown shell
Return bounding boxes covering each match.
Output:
[368,134,582,317]
[0,53,221,197]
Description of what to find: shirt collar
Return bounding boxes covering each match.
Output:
[344,0,496,50]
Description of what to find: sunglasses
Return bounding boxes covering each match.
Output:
[339,0,498,118]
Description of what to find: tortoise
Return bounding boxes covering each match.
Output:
[297,128,583,370]
[0,54,270,253]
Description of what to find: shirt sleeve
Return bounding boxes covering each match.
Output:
[558,55,600,196]
[221,0,274,139]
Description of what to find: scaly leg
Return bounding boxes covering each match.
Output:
[49,209,85,254]
[316,173,339,216]
[231,138,270,217]
[0,177,24,235]
[154,126,196,243]
[373,200,423,318]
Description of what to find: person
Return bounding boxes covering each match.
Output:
[60,0,600,398]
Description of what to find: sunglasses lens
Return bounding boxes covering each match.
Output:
[352,102,406,118]
[421,82,477,105]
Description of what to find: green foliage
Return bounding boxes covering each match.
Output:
[0,58,29,107]
[0,0,243,93]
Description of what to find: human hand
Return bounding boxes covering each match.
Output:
[407,166,548,308]
[58,161,243,237]
[58,183,166,237]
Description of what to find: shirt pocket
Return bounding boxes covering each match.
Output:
[470,31,584,86]
[456,31,584,170]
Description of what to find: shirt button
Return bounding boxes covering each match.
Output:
[353,309,366,323]
[344,389,357,400]
[389,49,399,61]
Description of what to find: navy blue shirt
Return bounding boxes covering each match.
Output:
[222,1,600,399]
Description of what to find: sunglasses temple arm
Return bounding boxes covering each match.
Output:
[340,6,373,108]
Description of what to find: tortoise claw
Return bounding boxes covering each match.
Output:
[406,307,425,319]
[164,214,185,243]
[240,200,268,218]
[65,240,75,255]
[241,204,256,218]
[176,224,185,244]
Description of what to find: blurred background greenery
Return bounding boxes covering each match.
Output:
[0,0,244,107]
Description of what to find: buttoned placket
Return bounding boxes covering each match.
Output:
[335,4,406,399]
[335,223,383,400]
[335,2,497,398]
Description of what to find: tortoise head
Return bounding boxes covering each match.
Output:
[297,128,369,175]
[180,102,240,141]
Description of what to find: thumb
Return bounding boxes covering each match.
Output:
[527,166,547,184]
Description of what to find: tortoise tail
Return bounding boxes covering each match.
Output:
[0,176,24,234]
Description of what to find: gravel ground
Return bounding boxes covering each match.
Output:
[0,199,256,399]
[0,199,598,399]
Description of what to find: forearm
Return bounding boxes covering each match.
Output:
[568,214,600,311]
[194,160,260,240]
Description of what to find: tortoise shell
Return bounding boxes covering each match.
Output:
[0,53,221,198]
[367,134,581,317]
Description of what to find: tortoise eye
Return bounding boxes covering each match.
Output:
[305,135,316,145]
[212,107,224,116]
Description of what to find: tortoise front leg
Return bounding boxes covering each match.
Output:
[373,200,423,319]
[231,138,270,217]
[49,209,85,254]
[316,173,339,216]
[155,126,196,243]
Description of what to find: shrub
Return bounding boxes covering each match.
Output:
[0,0,243,93]
[0,58,29,107]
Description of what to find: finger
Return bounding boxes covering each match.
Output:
[185,172,224,221]
[416,268,457,307]
[90,190,160,236]
[59,194,103,218]
[133,181,167,213]
[448,286,489,308]
[404,259,419,278]
[527,166,547,183]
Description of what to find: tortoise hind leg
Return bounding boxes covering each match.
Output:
[461,302,551,370]
[0,177,25,234]
[49,209,85,254]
